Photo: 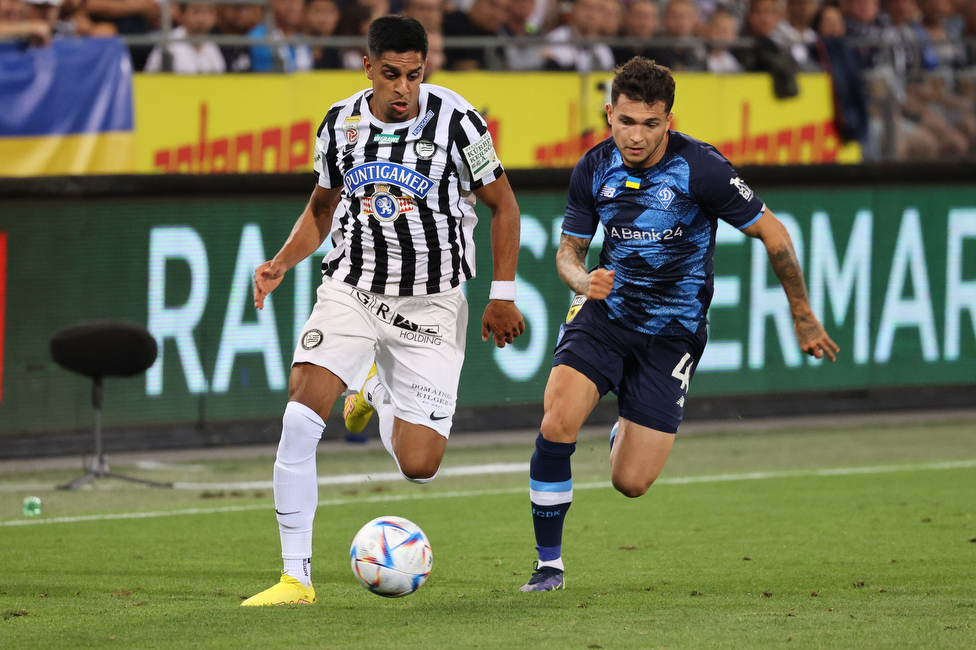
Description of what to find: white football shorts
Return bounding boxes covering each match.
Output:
[293,276,468,437]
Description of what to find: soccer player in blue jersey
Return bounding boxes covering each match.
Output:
[519,57,839,592]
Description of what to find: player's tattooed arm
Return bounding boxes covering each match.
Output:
[743,211,839,361]
[556,233,615,300]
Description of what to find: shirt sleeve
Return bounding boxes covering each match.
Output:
[689,146,766,230]
[561,153,599,238]
[313,107,342,189]
[450,109,504,192]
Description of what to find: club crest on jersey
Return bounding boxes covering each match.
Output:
[343,116,361,145]
[301,329,323,350]
[656,186,675,209]
[362,184,415,223]
[411,110,435,136]
[344,162,434,198]
[730,176,754,201]
[414,140,436,160]
[371,191,400,222]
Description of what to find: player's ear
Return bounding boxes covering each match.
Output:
[363,55,372,78]
[666,112,674,129]
[605,103,613,126]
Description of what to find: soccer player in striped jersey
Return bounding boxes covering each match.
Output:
[519,58,839,592]
[242,15,525,606]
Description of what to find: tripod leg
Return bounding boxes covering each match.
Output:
[58,472,98,491]
[104,473,173,489]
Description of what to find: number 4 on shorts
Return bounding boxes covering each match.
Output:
[671,353,693,391]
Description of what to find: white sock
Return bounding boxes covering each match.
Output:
[283,558,311,586]
[362,373,382,409]
[370,381,396,459]
[538,557,565,572]
[371,381,440,484]
[274,401,324,587]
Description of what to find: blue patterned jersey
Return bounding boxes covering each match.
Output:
[562,131,765,336]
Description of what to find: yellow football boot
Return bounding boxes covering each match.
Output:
[240,574,316,606]
[343,363,378,434]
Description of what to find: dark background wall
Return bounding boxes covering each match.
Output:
[1,165,974,458]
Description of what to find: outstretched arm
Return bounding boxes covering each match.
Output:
[253,184,341,310]
[473,173,525,348]
[741,210,839,361]
[556,233,615,299]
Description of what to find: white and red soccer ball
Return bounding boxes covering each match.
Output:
[350,516,432,597]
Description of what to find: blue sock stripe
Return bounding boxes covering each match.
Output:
[537,545,561,562]
[529,478,573,493]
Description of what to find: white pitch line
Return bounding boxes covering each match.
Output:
[0,462,531,493]
[2,459,974,528]
[173,462,530,491]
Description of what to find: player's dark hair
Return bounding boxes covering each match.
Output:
[611,57,676,113]
[367,15,428,61]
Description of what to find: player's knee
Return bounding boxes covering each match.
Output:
[612,475,653,499]
[540,412,578,444]
[397,457,440,482]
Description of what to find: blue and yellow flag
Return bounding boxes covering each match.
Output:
[625,176,641,189]
[0,38,135,176]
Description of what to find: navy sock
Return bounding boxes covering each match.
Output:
[529,432,576,564]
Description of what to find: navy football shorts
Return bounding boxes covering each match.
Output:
[552,299,706,434]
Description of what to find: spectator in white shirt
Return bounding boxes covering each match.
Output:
[544,0,615,72]
[145,2,226,73]
[706,6,745,72]
[771,0,821,70]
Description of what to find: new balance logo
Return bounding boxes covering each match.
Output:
[599,185,617,198]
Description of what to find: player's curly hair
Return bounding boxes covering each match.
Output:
[368,15,428,61]
[611,57,676,113]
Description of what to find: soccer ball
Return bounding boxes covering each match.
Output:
[350,516,432,597]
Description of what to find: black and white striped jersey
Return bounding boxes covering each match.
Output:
[312,83,504,296]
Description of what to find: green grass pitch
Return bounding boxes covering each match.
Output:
[1,416,974,648]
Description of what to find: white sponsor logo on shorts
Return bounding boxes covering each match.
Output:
[301,329,323,350]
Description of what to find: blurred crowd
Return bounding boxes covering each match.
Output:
[3,0,976,158]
